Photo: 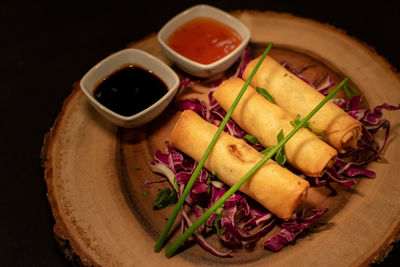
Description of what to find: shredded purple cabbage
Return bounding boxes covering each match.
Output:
[314,97,400,187]
[264,209,328,252]
[148,47,399,257]
[150,144,327,256]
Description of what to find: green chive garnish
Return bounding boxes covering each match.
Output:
[342,84,352,99]
[348,84,359,96]
[153,188,177,210]
[153,43,275,253]
[275,129,286,166]
[245,134,260,144]
[290,114,304,128]
[260,146,274,155]
[383,121,390,129]
[307,123,327,140]
[291,114,327,140]
[256,86,275,103]
[165,76,350,258]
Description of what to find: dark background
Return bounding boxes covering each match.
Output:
[1,0,399,266]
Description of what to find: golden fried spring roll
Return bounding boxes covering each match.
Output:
[214,78,337,177]
[170,110,309,220]
[243,56,362,153]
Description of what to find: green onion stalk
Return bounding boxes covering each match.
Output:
[165,76,350,258]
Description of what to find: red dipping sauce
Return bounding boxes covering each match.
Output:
[166,17,242,65]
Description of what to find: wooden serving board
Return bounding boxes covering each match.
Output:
[42,11,400,266]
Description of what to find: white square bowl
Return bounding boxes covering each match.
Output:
[80,48,180,128]
[157,4,250,78]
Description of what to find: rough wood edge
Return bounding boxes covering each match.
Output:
[41,83,98,266]
[367,226,400,265]
[40,10,400,267]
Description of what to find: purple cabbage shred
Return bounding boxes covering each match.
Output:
[264,208,328,252]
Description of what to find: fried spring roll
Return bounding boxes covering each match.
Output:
[243,56,362,153]
[170,110,309,220]
[214,78,337,177]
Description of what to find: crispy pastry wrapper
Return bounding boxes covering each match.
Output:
[243,56,362,153]
[214,78,337,177]
[170,110,309,220]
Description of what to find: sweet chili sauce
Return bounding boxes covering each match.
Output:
[166,17,242,65]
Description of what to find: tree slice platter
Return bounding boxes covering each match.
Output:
[42,11,400,266]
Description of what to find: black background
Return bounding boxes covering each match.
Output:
[1,0,399,266]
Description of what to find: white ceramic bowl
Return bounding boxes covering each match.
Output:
[80,48,180,128]
[157,4,250,78]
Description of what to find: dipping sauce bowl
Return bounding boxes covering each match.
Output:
[80,48,180,128]
[157,4,250,78]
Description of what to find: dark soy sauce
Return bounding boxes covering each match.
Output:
[93,64,168,117]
